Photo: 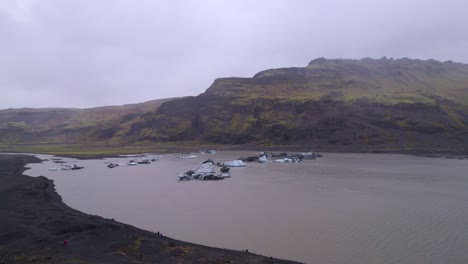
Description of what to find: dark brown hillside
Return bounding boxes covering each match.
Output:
[1,58,467,154]
[0,98,176,144]
[125,58,468,153]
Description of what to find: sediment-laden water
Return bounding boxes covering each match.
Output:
[24,152,468,264]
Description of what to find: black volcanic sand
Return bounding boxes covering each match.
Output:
[0,154,300,264]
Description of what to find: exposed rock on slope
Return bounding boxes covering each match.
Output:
[1,58,467,153]
[125,58,468,153]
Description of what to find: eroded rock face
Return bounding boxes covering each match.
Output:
[126,58,468,153]
[1,58,467,153]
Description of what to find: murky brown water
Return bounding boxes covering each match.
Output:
[24,152,468,264]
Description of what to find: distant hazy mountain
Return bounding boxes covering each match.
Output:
[0,98,175,143]
[1,58,467,153]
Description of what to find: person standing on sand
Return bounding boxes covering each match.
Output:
[61,239,68,247]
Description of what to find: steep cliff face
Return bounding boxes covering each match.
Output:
[125,58,468,152]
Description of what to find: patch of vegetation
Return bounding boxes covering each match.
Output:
[1,58,467,153]
[117,237,145,259]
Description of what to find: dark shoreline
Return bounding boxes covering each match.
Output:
[0,154,300,264]
[1,141,467,160]
[36,150,468,161]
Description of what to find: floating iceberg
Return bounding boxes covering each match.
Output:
[273,157,301,163]
[222,160,247,167]
[258,155,268,163]
[179,155,198,159]
[178,160,230,181]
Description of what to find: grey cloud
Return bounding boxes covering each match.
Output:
[0,0,467,108]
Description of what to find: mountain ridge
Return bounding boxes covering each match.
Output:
[125,57,468,152]
[0,98,177,143]
[1,58,467,153]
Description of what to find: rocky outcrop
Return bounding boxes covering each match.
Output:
[1,58,467,154]
[125,58,468,153]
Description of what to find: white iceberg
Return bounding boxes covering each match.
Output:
[179,155,198,159]
[178,160,230,181]
[222,160,247,167]
[258,155,268,163]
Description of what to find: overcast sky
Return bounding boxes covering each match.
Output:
[1,0,467,109]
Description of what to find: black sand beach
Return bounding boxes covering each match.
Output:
[0,154,300,264]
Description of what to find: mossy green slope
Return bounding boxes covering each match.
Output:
[0,98,175,144]
[126,58,468,153]
[1,58,467,153]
